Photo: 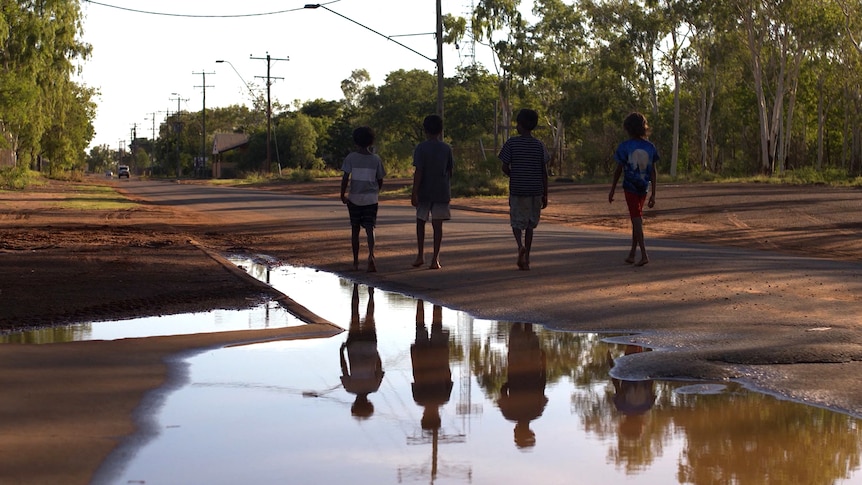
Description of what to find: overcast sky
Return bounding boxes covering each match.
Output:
[77,0,496,151]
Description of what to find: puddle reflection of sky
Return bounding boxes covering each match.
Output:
[86,259,862,485]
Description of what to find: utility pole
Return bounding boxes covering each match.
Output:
[436,0,444,119]
[193,70,215,178]
[250,52,288,173]
[170,93,188,179]
[129,124,137,167]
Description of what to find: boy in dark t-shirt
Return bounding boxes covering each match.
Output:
[411,115,454,270]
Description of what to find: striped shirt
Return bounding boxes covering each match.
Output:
[499,135,549,196]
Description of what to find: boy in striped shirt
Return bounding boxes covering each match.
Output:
[499,109,550,270]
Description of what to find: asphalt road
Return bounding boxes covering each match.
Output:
[120,180,862,417]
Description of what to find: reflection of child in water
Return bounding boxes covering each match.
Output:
[498,323,548,449]
[340,284,384,419]
[607,345,656,439]
[410,301,453,430]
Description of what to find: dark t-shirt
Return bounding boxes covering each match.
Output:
[413,139,454,203]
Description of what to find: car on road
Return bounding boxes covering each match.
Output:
[118,165,130,179]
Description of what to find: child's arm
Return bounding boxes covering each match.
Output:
[648,163,657,208]
[608,165,622,203]
[411,168,422,207]
[542,162,549,209]
[340,172,350,204]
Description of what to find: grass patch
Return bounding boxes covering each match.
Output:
[53,184,138,210]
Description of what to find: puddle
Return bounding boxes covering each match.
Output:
[0,303,301,343]
[5,259,862,484]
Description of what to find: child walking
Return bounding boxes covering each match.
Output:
[341,126,386,272]
[499,109,550,270]
[411,114,454,270]
[608,112,658,266]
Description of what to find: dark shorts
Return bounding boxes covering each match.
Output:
[347,202,378,229]
[624,191,646,219]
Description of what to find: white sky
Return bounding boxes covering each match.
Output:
[77,0,496,151]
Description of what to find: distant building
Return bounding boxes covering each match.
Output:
[211,133,250,178]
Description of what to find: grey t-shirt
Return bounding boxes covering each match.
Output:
[413,139,454,203]
[342,152,386,206]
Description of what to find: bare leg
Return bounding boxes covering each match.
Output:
[365,226,376,272]
[413,219,425,267]
[632,217,649,266]
[429,219,443,269]
[524,227,534,269]
[351,225,361,270]
[513,228,526,269]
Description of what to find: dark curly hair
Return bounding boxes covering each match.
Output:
[623,112,649,138]
[516,109,539,131]
[352,126,375,148]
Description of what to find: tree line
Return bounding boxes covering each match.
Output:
[1,0,96,183]
[5,1,862,187]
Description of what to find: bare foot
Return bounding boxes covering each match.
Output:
[517,247,526,269]
[429,260,442,270]
[352,262,360,271]
[367,256,377,273]
[624,255,635,264]
[412,257,425,268]
[635,258,649,267]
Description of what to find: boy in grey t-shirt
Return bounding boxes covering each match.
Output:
[411,115,453,270]
[341,126,386,272]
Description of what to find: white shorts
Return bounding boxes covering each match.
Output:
[416,201,451,222]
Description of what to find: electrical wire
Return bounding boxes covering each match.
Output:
[82,0,338,19]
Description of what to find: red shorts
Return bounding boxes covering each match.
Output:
[624,191,646,219]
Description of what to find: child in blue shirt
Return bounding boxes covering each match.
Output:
[608,112,658,266]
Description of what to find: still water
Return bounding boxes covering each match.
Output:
[6,260,862,484]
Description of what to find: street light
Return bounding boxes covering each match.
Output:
[304,2,444,119]
[215,59,255,99]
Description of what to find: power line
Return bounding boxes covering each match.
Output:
[82,0,337,18]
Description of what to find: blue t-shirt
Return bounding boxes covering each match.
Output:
[614,138,659,196]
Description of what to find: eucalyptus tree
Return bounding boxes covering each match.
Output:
[526,0,589,176]
[365,69,438,170]
[472,0,531,139]
[735,0,843,173]
[0,0,93,172]
[835,0,862,174]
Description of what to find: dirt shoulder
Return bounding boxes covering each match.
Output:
[1,177,860,331]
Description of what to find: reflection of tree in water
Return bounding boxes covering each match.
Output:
[1,324,93,344]
[472,324,608,400]
[674,393,862,485]
[465,321,862,483]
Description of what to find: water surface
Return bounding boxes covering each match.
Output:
[90,262,862,485]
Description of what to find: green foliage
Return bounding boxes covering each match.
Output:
[451,168,509,197]
[0,166,34,190]
[1,1,94,176]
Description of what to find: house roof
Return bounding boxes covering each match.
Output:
[212,133,250,155]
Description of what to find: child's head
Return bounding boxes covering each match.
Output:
[623,112,649,138]
[353,126,375,148]
[516,109,539,132]
[423,114,443,136]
